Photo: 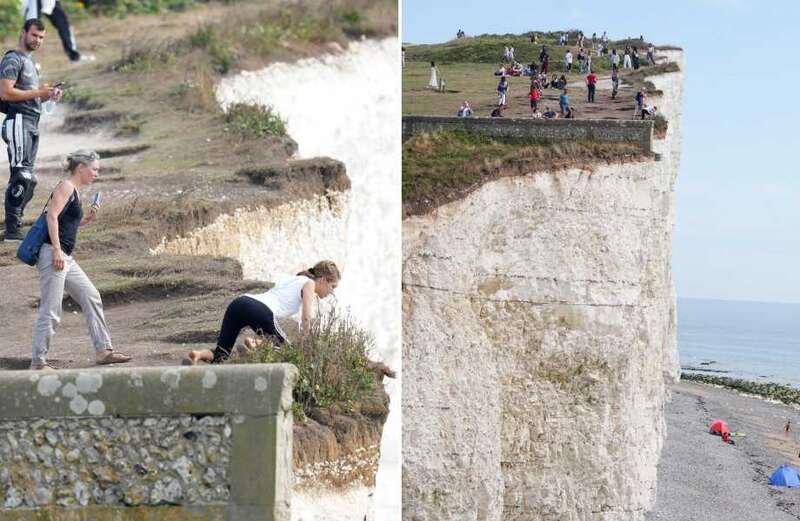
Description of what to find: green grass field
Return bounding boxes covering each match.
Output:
[403,31,680,118]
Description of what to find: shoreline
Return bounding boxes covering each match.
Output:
[680,372,800,407]
[647,380,800,520]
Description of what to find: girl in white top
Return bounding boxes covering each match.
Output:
[186,260,340,364]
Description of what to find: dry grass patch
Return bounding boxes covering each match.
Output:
[403,129,650,216]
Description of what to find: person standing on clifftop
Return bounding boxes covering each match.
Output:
[634,89,645,117]
[497,76,509,106]
[611,67,619,99]
[22,0,92,63]
[0,19,62,242]
[647,43,656,65]
[586,70,598,102]
[529,85,541,115]
[623,46,632,69]
[30,150,132,370]
[539,46,549,74]
[185,262,341,365]
[564,49,573,72]
[559,88,569,116]
[611,48,620,71]
[428,61,439,89]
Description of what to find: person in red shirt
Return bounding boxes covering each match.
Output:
[586,71,598,102]
[529,86,541,116]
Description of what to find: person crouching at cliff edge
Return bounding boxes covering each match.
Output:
[31,150,132,370]
[185,261,341,365]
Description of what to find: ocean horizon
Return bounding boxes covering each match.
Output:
[678,297,800,389]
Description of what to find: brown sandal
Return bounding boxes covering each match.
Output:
[96,351,132,365]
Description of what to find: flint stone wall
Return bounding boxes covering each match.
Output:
[0,364,297,521]
[402,116,653,152]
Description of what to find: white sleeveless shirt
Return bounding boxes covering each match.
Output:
[246,276,312,319]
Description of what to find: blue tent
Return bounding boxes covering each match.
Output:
[769,464,800,487]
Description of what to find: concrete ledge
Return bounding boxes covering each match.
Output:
[0,364,298,521]
[0,364,296,419]
[402,115,654,152]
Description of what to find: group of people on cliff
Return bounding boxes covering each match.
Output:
[449,30,660,120]
[0,19,345,371]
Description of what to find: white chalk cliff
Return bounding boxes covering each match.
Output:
[402,51,684,520]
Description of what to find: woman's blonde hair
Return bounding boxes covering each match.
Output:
[297,260,340,282]
[66,149,100,173]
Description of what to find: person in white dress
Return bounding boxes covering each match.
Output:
[428,61,439,89]
[186,261,340,364]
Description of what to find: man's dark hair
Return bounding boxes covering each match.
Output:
[23,19,46,33]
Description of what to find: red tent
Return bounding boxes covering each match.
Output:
[709,419,731,435]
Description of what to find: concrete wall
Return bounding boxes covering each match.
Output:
[0,364,297,521]
[402,116,653,152]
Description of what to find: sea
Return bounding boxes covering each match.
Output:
[679,297,800,389]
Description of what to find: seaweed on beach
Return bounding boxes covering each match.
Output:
[682,373,800,406]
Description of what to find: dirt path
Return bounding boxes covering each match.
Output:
[496,71,640,120]
[0,106,202,370]
[647,381,800,520]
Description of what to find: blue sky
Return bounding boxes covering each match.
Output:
[402,0,800,304]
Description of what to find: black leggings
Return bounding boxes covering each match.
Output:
[211,296,286,363]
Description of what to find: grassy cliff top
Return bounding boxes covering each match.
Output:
[0,0,393,380]
[405,31,680,71]
[402,130,650,217]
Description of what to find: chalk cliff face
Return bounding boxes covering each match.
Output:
[403,51,684,520]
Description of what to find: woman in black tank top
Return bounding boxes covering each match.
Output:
[30,150,132,370]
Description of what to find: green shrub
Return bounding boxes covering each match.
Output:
[335,7,366,37]
[188,25,234,73]
[233,308,377,416]
[62,86,104,111]
[112,39,181,72]
[653,113,668,135]
[225,102,287,137]
[0,0,22,41]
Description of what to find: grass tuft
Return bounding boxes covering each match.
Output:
[188,24,235,73]
[112,39,182,72]
[231,307,377,417]
[225,102,287,137]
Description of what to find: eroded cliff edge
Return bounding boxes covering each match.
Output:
[402,50,684,520]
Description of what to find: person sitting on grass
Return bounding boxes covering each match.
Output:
[550,74,567,90]
[539,73,549,89]
[543,106,558,119]
[457,101,473,117]
[185,261,340,365]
